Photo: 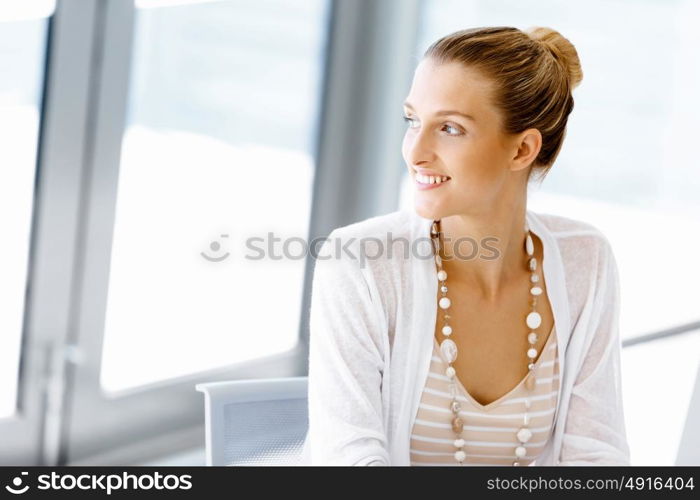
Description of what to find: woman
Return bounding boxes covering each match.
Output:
[300,26,631,466]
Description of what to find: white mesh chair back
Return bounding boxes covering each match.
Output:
[196,376,308,466]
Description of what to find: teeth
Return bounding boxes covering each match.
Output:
[416,174,450,184]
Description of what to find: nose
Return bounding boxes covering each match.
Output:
[404,125,436,167]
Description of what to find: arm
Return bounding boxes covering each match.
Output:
[559,237,632,465]
[305,230,390,466]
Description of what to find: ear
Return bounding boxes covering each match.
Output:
[510,128,542,172]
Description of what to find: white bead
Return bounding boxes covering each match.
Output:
[525,233,534,256]
[528,332,538,344]
[530,274,539,283]
[445,366,456,377]
[440,339,458,363]
[517,427,533,443]
[442,325,452,336]
[454,450,466,462]
[441,285,448,293]
[528,258,537,271]
[530,286,542,296]
[515,446,527,458]
[439,297,451,309]
[454,438,465,448]
[526,311,541,329]
[437,270,447,281]
[527,347,538,359]
[435,255,442,266]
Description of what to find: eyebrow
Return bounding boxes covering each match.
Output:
[403,101,476,122]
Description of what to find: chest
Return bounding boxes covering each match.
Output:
[433,272,555,407]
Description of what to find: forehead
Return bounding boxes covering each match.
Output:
[404,59,496,118]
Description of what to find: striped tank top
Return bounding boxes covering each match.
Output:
[410,324,559,466]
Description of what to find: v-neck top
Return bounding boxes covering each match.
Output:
[409,323,559,466]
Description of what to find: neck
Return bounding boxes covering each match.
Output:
[436,198,528,302]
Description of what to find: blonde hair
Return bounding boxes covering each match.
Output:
[423,26,583,182]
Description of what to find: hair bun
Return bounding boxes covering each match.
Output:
[525,26,583,89]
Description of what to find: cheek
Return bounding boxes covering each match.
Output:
[449,149,503,192]
[451,140,500,174]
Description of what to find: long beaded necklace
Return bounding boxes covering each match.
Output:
[430,218,543,466]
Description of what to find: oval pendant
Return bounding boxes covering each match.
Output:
[526,311,541,329]
[440,339,458,363]
[525,233,534,256]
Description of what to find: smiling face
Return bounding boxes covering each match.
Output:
[402,58,538,220]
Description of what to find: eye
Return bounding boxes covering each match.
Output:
[442,123,462,136]
[402,115,463,136]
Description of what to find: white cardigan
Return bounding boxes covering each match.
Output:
[299,208,631,466]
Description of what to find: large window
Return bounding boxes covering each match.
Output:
[0,0,54,418]
[100,0,329,394]
[401,0,700,465]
